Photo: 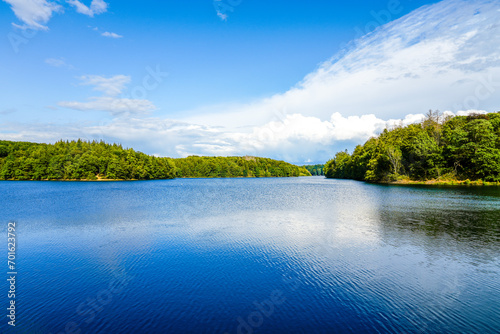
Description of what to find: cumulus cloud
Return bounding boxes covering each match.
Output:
[92,110,494,161]
[101,31,122,38]
[207,112,411,160]
[1,109,494,163]
[3,0,61,30]
[58,75,157,116]
[0,109,480,161]
[66,0,107,17]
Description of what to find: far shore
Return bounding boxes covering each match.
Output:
[0,175,313,182]
[1,178,131,182]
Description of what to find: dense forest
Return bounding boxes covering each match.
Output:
[0,140,177,180]
[173,156,310,178]
[302,164,324,176]
[324,111,500,183]
[0,140,310,180]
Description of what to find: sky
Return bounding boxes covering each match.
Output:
[1,0,499,164]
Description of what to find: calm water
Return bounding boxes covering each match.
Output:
[1,177,499,334]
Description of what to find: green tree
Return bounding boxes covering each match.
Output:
[326,111,500,183]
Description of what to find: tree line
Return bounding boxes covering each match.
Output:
[173,156,310,178]
[0,140,310,181]
[302,164,324,176]
[324,111,500,182]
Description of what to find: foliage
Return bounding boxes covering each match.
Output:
[325,111,500,182]
[0,140,176,180]
[173,156,311,178]
[302,164,324,176]
[0,140,310,180]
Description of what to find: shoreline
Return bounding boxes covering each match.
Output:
[0,178,137,182]
[382,179,500,186]
[325,177,500,186]
[0,175,311,182]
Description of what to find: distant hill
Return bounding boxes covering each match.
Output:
[0,140,310,181]
[173,156,310,178]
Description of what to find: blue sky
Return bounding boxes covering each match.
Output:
[1,0,500,163]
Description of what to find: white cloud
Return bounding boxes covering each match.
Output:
[45,57,74,69]
[3,0,108,30]
[455,109,488,116]
[89,26,123,39]
[45,58,66,67]
[89,109,499,161]
[3,0,61,30]
[58,75,157,116]
[101,31,122,38]
[2,109,496,163]
[216,11,227,21]
[58,97,156,115]
[209,112,416,160]
[79,75,130,96]
[66,0,107,17]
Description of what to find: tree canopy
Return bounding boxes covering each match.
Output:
[324,111,500,183]
[0,140,310,180]
[302,164,324,176]
[173,156,310,178]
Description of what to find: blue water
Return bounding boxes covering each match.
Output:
[1,177,499,334]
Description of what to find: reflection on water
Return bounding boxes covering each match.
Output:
[0,177,499,333]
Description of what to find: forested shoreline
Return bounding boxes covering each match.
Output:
[302,164,324,176]
[0,140,310,181]
[324,111,500,184]
[173,156,310,178]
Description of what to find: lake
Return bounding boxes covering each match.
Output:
[1,177,499,333]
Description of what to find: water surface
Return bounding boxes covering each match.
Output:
[1,177,499,333]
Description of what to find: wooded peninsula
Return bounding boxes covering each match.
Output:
[325,111,500,185]
[0,140,310,181]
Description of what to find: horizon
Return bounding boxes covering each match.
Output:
[0,137,326,166]
[3,108,499,167]
[1,0,500,164]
